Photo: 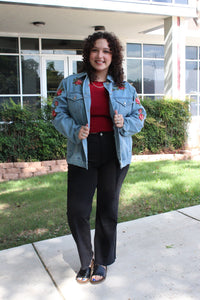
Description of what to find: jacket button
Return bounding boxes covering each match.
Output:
[124,102,126,106]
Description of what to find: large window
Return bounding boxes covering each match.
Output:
[186,46,200,116]
[0,37,83,112]
[127,43,164,99]
[0,37,40,110]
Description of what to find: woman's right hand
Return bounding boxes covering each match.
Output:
[78,124,89,140]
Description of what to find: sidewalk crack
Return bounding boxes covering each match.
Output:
[177,210,200,222]
[32,243,65,300]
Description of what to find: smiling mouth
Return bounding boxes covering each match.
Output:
[95,60,105,64]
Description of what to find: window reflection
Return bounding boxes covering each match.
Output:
[0,96,20,108]
[127,59,142,93]
[42,39,83,54]
[0,37,18,53]
[22,56,40,94]
[143,44,164,58]
[144,60,164,94]
[46,60,64,98]
[186,46,198,60]
[21,38,39,54]
[189,95,198,116]
[0,56,20,94]
[186,61,197,93]
[23,96,41,111]
[127,44,141,57]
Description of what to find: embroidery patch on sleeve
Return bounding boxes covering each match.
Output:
[57,88,63,96]
[139,113,144,121]
[52,110,57,118]
[135,97,141,105]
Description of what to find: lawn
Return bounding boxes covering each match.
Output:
[0,160,200,251]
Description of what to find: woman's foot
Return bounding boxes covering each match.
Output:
[90,264,107,284]
[76,259,94,284]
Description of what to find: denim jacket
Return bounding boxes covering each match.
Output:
[52,72,146,169]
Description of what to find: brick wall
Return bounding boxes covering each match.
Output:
[0,151,199,182]
[0,160,68,182]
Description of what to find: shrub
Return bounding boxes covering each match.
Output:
[0,99,66,162]
[0,98,191,162]
[132,98,191,154]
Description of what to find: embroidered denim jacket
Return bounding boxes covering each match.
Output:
[52,72,146,169]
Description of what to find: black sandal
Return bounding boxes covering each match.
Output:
[76,259,94,284]
[76,267,92,283]
[90,264,107,284]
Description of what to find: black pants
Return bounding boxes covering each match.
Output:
[67,132,129,269]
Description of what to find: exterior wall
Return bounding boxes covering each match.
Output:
[164,16,186,100]
[0,0,200,149]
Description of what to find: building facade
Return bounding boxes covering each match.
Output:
[0,0,200,148]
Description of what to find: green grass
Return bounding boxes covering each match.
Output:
[0,160,200,251]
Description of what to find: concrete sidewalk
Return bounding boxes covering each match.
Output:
[0,205,200,300]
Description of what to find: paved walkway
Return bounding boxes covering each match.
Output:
[0,205,200,300]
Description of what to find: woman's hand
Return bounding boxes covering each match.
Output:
[78,124,90,140]
[114,110,124,128]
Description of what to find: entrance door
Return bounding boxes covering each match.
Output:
[42,55,82,99]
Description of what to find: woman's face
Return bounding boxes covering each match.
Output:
[89,38,112,78]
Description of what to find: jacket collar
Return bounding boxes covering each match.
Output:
[77,72,114,83]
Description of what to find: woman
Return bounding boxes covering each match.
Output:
[52,31,146,284]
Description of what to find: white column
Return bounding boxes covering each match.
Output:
[164,16,186,100]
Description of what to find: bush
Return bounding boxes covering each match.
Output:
[132,98,191,154]
[0,98,191,162]
[0,99,66,162]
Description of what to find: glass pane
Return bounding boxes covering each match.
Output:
[72,60,83,74]
[22,56,40,94]
[0,37,18,53]
[42,39,84,54]
[23,96,41,111]
[175,0,188,4]
[199,63,200,92]
[152,0,172,2]
[143,44,164,58]
[144,96,163,100]
[127,59,142,93]
[144,60,164,94]
[189,95,198,116]
[186,46,198,60]
[0,97,20,121]
[46,60,64,98]
[0,56,20,94]
[0,96,20,108]
[21,38,39,54]
[185,61,197,93]
[127,44,141,57]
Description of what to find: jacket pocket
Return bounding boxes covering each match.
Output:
[113,97,133,115]
[67,93,86,122]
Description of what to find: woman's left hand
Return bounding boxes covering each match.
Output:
[114,110,124,128]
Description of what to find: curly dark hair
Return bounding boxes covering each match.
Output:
[81,31,124,87]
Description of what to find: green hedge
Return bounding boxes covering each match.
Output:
[132,98,191,154]
[0,99,66,162]
[0,98,191,162]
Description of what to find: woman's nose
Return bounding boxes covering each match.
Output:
[97,50,103,58]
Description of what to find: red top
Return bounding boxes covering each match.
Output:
[89,81,113,133]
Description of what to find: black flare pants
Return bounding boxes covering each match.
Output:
[67,132,129,269]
